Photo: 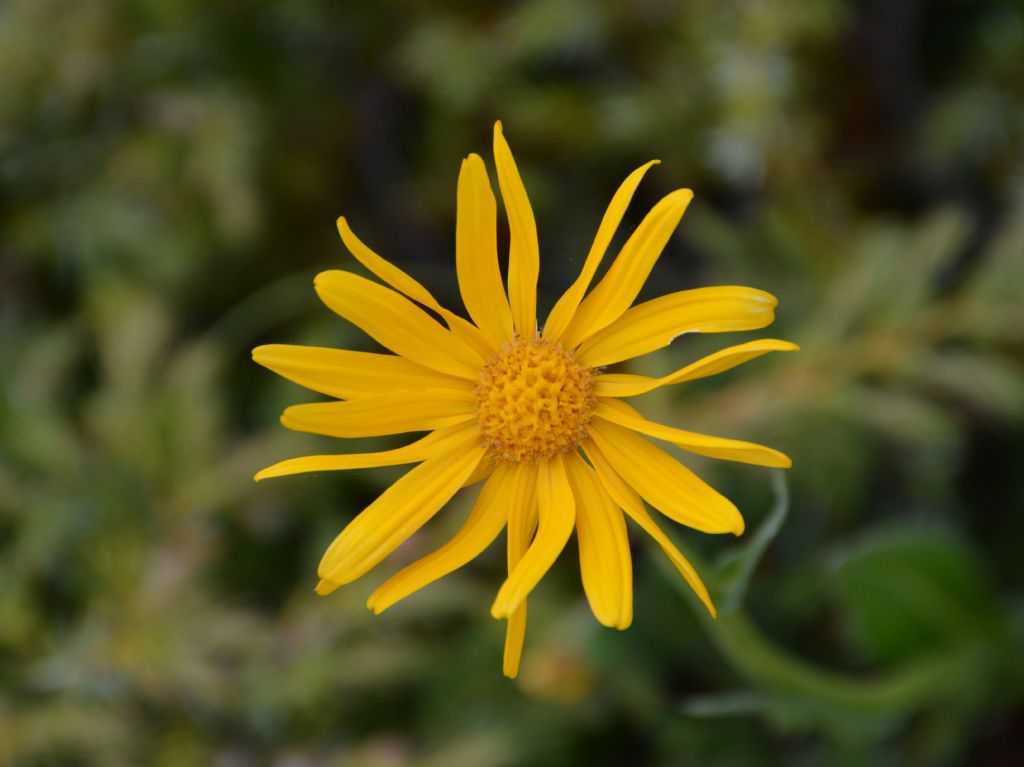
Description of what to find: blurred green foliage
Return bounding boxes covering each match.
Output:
[2,0,1023,765]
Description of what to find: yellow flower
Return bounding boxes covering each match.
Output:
[254,122,798,678]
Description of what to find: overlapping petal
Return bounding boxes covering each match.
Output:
[457,153,514,346]
[589,420,744,535]
[252,344,469,400]
[254,421,480,481]
[593,339,799,398]
[503,463,538,678]
[494,121,539,338]
[367,464,516,613]
[281,389,475,439]
[336,217,495,358]
[316,440,486,592]
[315,270,483,377]
[595,399,791,468]
[584,439,715,616]
[577,286,778,367]
[492,455,574,619]
[565,452,633,629]
[544,160,659,341]
[560,188,694,348]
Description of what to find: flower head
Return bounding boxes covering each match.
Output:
[254,122,798,677]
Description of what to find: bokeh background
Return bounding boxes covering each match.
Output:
[2,1,1024,764]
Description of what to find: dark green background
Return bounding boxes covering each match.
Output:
[2,1,1023,764]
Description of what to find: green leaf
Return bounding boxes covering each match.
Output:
[830,526,1004,665]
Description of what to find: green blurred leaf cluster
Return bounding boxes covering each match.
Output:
[2,0,1023,765]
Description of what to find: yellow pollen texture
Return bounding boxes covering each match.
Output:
[475,337,595,464]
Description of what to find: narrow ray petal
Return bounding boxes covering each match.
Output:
[492,454,574,619]
[577,286,778,367]
[584,439,715,617]
[336,216,445,313]
[493,121,539,338]
[565,453,633,629]
[589,420,744,535]
[367,464,516,613]
[594,399,792,468]
[503,599,528,679]
[463,458,496,488]
[594,339,800,398]
[561,189,694,348]
[457,154,514,345]
[544,160,659,341]
[504,462,539,678]
[281,389,475,439]
[254,421,479,481]
[253,344,469,400]
[316,442,486,590]
[335,216,495,356]
[315,270,482,377]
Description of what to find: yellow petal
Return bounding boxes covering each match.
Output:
[337,216,444,313]
[504,462,539,678]
[577,287,779,367]
[544,160,659,341]
[588,420,744,535]
[565,453,633,629]
[254,421,480,481]
[584,439,715,617]
[335,216,496,357]
[457,154,514,346]
[492,454,574,619]
[462,458,496,488]
[315,270,482,378]
[594,399,792,468]
[493,121,539,338]
[317,442,486,588]
[252,344,469,400]
[367,464,516,613]
[281,389,475,439]
[594,339,800,398]
[561,189,694,348]
[503,600,528,679]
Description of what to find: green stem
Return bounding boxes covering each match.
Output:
[658,471,982,719]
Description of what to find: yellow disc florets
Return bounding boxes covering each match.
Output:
[475,337,595,464]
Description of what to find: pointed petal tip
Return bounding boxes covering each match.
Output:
[315,578,339,596]
[494,119,504,136]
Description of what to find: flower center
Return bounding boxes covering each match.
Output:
[475,337,595,464]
